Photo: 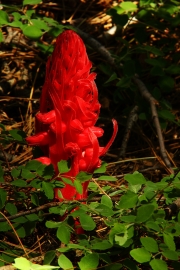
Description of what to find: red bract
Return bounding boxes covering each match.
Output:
[26,30,118,200]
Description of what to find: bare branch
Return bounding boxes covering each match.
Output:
[133,75,173,173]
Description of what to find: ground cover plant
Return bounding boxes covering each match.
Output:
[1,0,180,269]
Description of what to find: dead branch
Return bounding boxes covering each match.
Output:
[119,105,139,158]
[133,75,173,173]
[0,196,120,222]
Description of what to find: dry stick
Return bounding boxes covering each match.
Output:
[0,265,15,270]
[118,105,139,159]
[0,211,29,259]
[0,197,120,223]
[133,75,173,173]
[25,64,41,136]
[76,28,173,173]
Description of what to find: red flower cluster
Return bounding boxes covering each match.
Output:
[26,30,118,200]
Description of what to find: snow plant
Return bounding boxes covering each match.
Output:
[26,30,118,201]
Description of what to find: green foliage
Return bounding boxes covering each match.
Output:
[0,2,73,54]
[0,155,179,269]
[105,0,180,129]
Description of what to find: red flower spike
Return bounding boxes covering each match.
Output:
[26,30,118,203]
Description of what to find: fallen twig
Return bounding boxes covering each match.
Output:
[118,105,139,158]
[133,75,173,173]
[0,197,120,222]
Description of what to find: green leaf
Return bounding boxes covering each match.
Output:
[23,0,42,5]
[12,216,27,223]
[163,233,176,251]
[25,160,42,170]
[146,221,160,232]
[12,12,21,21]
[140,237,159,253]
[158,109,175,121]
[42,164,54,179]
[129,183,142,194]
[46,221,62,229]
[150,259,168,270]
[76,171,92,182]
[123,259,139,270]
[13,257,31,270]
[0,10,9,25]
[162,250,179,261]
[0,221,11,232]
[31,19,49,30]
[21,168,35,179]
[113,13,129,26]
[0,31,4,42]
[68,243,88,251]
[143,45,164,56]
[118,192,138,209]
[11,179,27,187]
[79,214,96,231]
[31,193,39,206]
[105,73,118,84]
[116,77,131,88]
[123,60,135,77]
[57,224,71,244]
[58,160,70,174]
[61,177,74,186]
[165,65,180,74]
[37,42,54,54]
[136,204,155,223]
[43,17,58,26]
[91,240,112,250]
[145,58,166,67]
[58,254,73,270]
[78,253,99,270]
[101,195,113,209]
[74,179,83,194]
[23,25,43,40]
[95,204,114,217]
[5,203,17,215]
[0,164,4,182]
[121,215,136,223]
[42,181,54,200]
[94,162,107,174]
[13,257,59,270]
[98,175,117,181]
[48,26,64,37]
[44,250,56,265]
[11,168,21,178]
[9,129,26,142]
[120,1,137,12]
[150,66,164,76]
[115,228,128,246]
[130,248,151,263]
[124,172,146,185]
[158,76,175,92]
[26,213,38,222]
[0,189,7,209]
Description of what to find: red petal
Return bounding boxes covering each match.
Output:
[26,132,49,146]
[99,119,118,156]
[36,110,56,124]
